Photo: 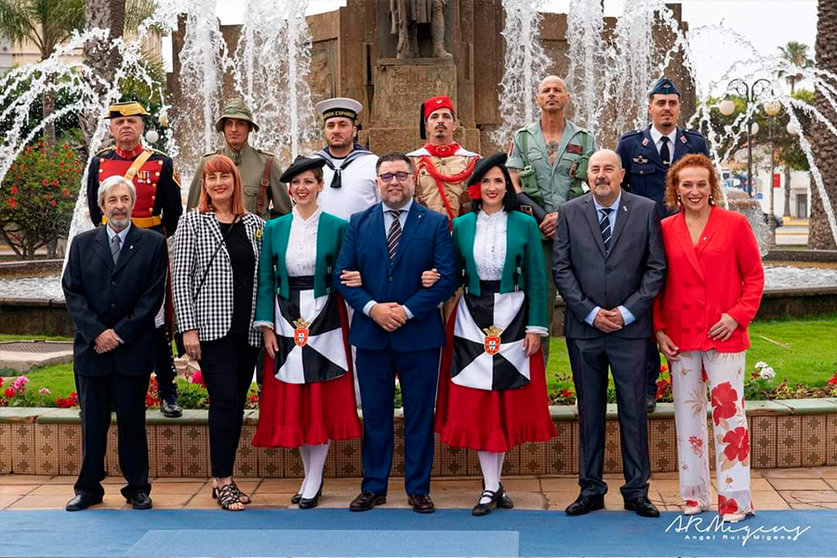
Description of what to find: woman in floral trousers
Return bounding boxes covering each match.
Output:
[653,155,764,522]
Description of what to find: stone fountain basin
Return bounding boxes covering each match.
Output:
[2,259,837,336]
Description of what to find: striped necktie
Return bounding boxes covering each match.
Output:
[599,208,613,252]
[110,234,122,264]
[386,209,402,260]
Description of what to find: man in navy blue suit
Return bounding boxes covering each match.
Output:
[335,152,455,514]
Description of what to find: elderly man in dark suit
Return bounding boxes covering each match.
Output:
[62,175,168,511]
[335,152,455,514]
[553,149,666,518]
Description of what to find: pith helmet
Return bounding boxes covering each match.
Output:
[215,99,260,132]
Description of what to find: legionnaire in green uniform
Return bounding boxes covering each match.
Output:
[507,75,596,363]
[186,99,291,220]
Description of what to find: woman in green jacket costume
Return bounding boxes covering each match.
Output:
[252,156,361,509]
[435,153,557,516]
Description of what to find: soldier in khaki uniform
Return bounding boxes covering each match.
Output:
[408,95,480,226]
[186,99,291,220]
[507,76,596,364]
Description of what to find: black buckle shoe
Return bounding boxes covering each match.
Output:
[565,494,605,516]
[161,397,183,418]
[624,495,660,517]
[290,493,302,504]
[472,485,506,517]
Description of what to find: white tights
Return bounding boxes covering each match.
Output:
[477,451,506,504]
[298,442,330,499]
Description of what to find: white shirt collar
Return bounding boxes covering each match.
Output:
[382,198,413,214]
[649,126,677,147]
[593,191,622,212]
[106,222,131,244]
[292,205,322,223]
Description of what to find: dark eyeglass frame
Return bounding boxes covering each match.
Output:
[377,171,413,182]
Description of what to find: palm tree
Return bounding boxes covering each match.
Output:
[810,1,837,249]
[778,41,814,95]
[0,0,85,147]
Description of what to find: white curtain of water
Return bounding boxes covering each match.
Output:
[231,0,317,159]
[494,0,551,147]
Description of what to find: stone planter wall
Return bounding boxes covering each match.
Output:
[2,400,836,478]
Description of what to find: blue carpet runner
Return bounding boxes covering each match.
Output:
[0,509,834,557]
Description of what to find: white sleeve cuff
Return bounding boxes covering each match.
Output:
[362,300,377,316]
[253,321,274,331]
[525,326,549,337]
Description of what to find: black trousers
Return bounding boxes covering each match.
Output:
[566,336,650,500]
[153,325,178,401]
[199,334,259,478]
[74,372,151,500]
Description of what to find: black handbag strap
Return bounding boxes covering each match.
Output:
[195,215,241,298]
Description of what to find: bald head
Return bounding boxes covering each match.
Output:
[536,75,569,114]
[587,149,624,206]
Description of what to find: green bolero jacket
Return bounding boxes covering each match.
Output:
[451,210,548,329]
[254,210,347,325]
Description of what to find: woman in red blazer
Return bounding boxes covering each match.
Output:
[654,154,764,522]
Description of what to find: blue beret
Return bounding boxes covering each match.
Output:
[649,77,680,98]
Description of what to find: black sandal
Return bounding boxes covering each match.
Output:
[230,480,251,505]
[216,483,245,511]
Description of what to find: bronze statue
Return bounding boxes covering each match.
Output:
[390,0,452,59]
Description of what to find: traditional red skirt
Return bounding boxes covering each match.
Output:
[434,305,557,452]
[252,295,361,448]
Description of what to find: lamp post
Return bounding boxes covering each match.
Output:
[718,78,775,197]
[764,101,783,248]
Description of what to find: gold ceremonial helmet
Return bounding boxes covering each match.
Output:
[102,101,149,119]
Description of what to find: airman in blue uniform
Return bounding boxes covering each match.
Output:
[616,78,709,219]
[615,77,710,412]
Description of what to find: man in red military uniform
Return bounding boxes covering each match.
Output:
[86,101,183,417]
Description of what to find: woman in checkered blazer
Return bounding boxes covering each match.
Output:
[172,154,264,511]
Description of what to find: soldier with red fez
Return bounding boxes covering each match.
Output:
[408,95,480,225]
[86,100,183,418]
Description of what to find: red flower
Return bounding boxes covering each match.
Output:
[8,198,16,209]
[685,499,700,507]
[827,372,837,386]
[52,179,59,186]
[660,364,668,373]
[10,186,18,195]
[62,188,70,197]
[145,392,158,409]
[656,377,670,400]
[41,178,48,186]
[722,426,750,462]
[710,382,738,425]
[63,142,70,149]
[718,495,739,516]
[4,387,15,398]
[248,394,259,404]
[0,377,3,387]
[560,388,573,398]
[50,199,57,207]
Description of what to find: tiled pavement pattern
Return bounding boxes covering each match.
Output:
[2,468,837,512]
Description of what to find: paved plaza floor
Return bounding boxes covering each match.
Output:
[3,467,837,512]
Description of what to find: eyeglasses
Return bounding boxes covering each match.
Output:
[377,171,412,182]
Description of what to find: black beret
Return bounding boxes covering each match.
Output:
[279,156,327,183]
[467,152,508,186]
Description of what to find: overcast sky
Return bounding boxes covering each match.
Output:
[211,0,818,97]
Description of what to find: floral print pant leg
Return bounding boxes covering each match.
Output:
[671,349,752,516]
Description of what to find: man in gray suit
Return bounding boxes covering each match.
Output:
[552,149,666,518]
